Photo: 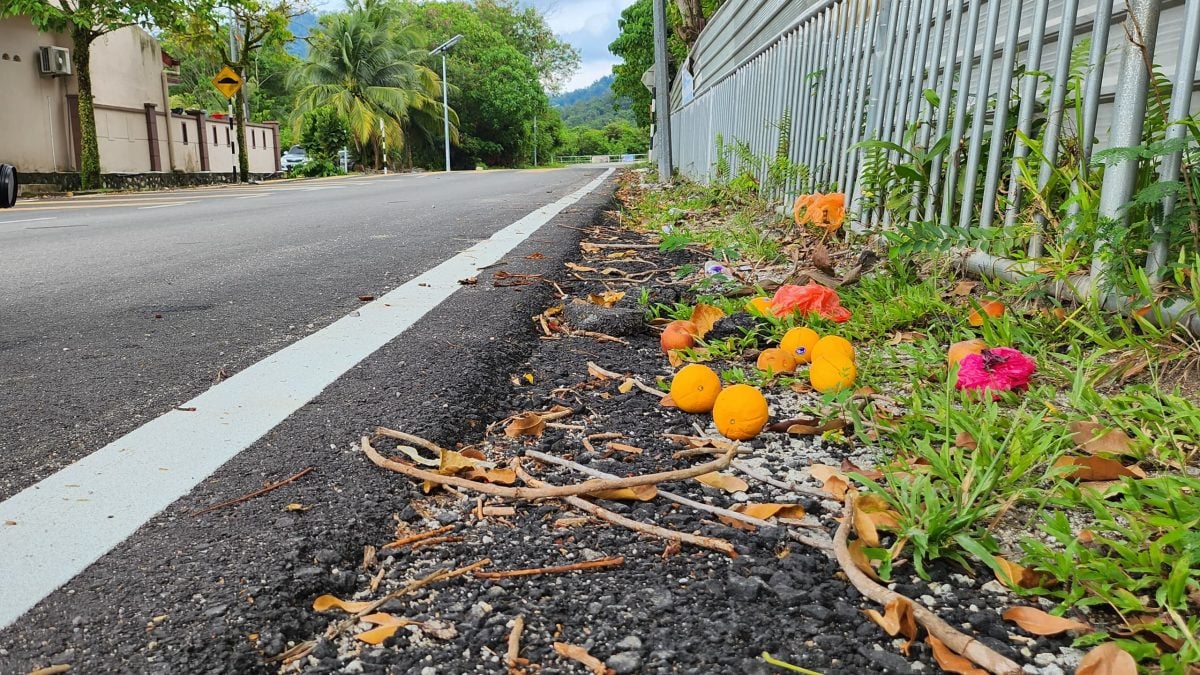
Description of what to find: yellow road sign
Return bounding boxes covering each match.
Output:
[211,66,243,99]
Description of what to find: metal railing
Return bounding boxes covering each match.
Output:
[555,154,649,165]
[669,0,1200,331]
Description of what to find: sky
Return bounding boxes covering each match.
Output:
[525,0,637,91]
[311,0,636,93]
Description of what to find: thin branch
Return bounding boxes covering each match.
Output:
[363,437,735,499]
[192,467,313,516]
[474,556,624,579]
[834,496,1022,675]
[515,463,737,557]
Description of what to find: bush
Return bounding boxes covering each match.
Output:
[289,157,339,178]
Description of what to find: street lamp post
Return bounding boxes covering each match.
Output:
[430,34,463,173]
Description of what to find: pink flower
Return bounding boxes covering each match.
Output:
[955,347,1036,397]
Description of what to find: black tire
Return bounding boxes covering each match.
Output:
[0,164,16,209]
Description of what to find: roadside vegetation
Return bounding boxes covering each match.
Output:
[615,88,1200,670]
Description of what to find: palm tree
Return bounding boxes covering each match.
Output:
[291,4,453,169]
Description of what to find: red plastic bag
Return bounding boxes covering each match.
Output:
[769,283,851,323]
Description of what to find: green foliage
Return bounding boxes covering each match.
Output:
[609,0,687,128]
[300,107,349,160]
[289,156,339,177]
[559,119,647,157]
[554,75,640,129]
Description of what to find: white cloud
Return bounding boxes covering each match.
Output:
[565,59,618,90]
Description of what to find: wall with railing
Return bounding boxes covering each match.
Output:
[669,0,1200,331]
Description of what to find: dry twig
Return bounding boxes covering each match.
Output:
[192,467,314,516]
[570,330,629,345]
[732,460,828,499]
[834,496,1022,675]
[381,525,454,550]
[506,615,525,671]
[474,556,624,579]
[516,463,737,557]
[586,362,666,398]
[363,437,735,499]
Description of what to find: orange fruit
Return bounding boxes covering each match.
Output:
[811,335,854,362]
[745,297,773,316]
[756,348,796,374]
[809,355,857,393]
[669,364,722,413]
[947,339,987,366]
[967,300,1005,326]
[660,320,697,353]
[780,326,821,364]
[712,384,770,441]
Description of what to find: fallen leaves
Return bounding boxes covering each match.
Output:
[993,556,1049,589]
[864,596,918,640]
[355,613,456,644]
[312,594,374,613]
[1076,643,1138,675]
[1052,456,1146,481]
[694,471,749,493]
[552,642,612,675]
[717,503,806,530]
[586,290,625,308]
[505,413,546,438]
[1001,606,1091,636]
[927,635,987,674]
[688,303,725,337]
[1069,421,1137,457]
[808,464,850,500]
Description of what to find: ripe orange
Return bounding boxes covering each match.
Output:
[968,300,1006,326]
[756,348,796,374]
[947,339,987,366]
[811,334,855,362]
[780,326,821,364]
[712,384,770,441]
[660,320,697,353]
[809,355,857,393]
[745,297,773,316]
[669,364,723,413]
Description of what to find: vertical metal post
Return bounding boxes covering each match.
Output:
[958,0,1004,226]
[1147,0,1200,279]
[1080,0,1116,167]
[939,0,982,227]
[1003,0,1050,231]
[228,8,238,184]
[533,114,538,167]
[1027,0,1082,257]
[1090,0,1162,287]
[978,0,1024,229]
[653,0,673,181]
[228,101,236,183]
[925,0,965,220]
[442,54,451,172]
[380,118,388,175]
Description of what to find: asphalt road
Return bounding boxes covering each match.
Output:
[0,166,617,672]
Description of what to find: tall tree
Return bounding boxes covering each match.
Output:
[3,0,211,189]
[472,0,578,94]
[291,6,449,169]
[175,0,307,180]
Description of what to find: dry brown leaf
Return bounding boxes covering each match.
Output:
[587,363,613,380]
[734,503,807,520]
[312,595,374,613]
[1076,643,1138,675]
[926,635,987,674]
[811,243,835,275]
[552,641,611,675]
[356,613,412,645]
[617,378,636,394]
[783,419,847,436]
[847,538,883,581]
[694,472,749,493]
[689,303,726,338]
[808,464,851,500]
[955,431,978,450]
[948,279,978,296]
[887,331,925,345]
[659,394,678,408]
[505,413,546,438]
[994,556,1048,589]
[1001,606,1091,635]
[565,262,597,273]
[580,242,601,254]
[586,291,626,308]
[1079,480,1122,497]
[606,249,636,259]
[853,504,882,547]
[464,467,518,485]
[864,596,917,640]
[1069,421,1137,457]
[588,485,658,501]
[666,350,685,368]
[1053,456,1145,481]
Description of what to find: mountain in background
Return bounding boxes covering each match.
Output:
[552,75,639,129]
[287,13,318,57]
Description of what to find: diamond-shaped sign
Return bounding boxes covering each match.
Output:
[211,66,243,99]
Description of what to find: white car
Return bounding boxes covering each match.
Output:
[280,146,308,170]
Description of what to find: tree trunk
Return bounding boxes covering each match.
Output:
[235,83,249,181]
[675,0,707,45]
[72,29,101,190]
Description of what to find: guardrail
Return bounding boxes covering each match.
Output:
[669,0,1200,331]
[555,154,649,165]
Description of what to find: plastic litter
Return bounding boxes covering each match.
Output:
[769,283,851,323]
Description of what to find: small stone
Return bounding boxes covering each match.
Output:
[919,594,937,607]
[581,548,605,561]
[485,586,507,599]
[911,663,925,671]
[343,659,365,674]
[202,603,229,619]
[1023,666,1040,675]
[727,575,760,602]
[1042,666,1065,675]
[420,667,438,675]
[71,615,85,627]
[645,588,673,611]
[607,651,642,674]
[294,566,324,578]
[313,549,341,565]
[1034,653,1055,667]
[981,580,1008,594]
[616,636,643,652]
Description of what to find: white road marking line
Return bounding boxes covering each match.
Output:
[0,168,613,630]
[0,217,57,225]
[235,193,271,199]
[138,202,193,210]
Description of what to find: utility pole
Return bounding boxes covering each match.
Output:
[533,114,538,167]
[380,118,387,174]
[228,8,238,183]
[652,0,672,182]
[430,35,463,173]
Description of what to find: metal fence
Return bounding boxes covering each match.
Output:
[555,154,650,165]
[668,0,1200,331]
